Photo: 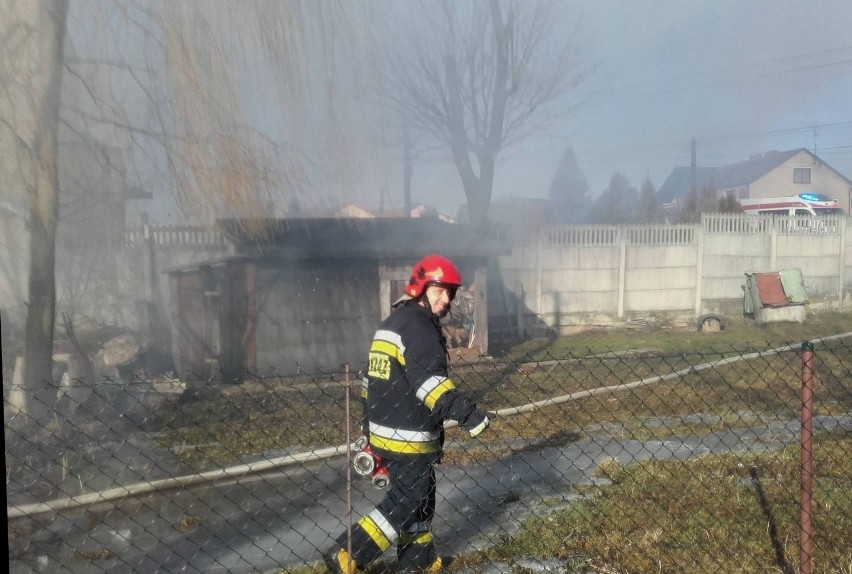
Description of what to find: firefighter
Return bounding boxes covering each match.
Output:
[325,254,491,574]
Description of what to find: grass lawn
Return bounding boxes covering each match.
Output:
[258,310,852,573]
[448,433,852,574]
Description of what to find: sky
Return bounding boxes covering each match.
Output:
[405,0,852,216]
[56,1,852,223]
[413,0,852,217]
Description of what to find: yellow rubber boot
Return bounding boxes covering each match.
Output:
[324,548,359,574]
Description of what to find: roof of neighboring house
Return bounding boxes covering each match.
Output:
[335,204,376,218]
[657,148,851,202]
[286,203,456,222]
[376,204,457,223]
[214,217,508,261]
[658,166,723,203]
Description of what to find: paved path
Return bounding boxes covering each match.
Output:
[9,414,851,573]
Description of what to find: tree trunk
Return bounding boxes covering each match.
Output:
[464,171,493,235]
[444,55,490,235]
[442,1,512,237]
[22,0,70,423]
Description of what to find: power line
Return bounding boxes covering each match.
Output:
[576,45,852,110]
[814,144,852,151]
[557,120,852,160]
[696,121,852,144]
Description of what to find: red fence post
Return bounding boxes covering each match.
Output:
[345,364,353,563]
[800,342,814,574]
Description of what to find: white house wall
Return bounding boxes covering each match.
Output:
[749,151,852,212]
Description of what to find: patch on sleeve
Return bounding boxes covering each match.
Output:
[368,352,391,380]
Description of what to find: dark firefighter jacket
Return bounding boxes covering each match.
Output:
[362,299,486,463]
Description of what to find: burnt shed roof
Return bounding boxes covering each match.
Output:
[216,217,508,260]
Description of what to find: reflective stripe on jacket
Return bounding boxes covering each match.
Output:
[364,300,484,461]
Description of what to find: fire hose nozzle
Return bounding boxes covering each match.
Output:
[372,468,390,489]
[351,439,390,489]
[352,449,376,477]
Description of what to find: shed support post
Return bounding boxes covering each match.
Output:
[474,265,488,355]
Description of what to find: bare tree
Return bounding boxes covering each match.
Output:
[1,0,70,421]
[378,0,586,233]
[3,1,377,416]
[64,1,379,232]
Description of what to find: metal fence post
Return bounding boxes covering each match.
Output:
[345,364,353,563]
[800,341,814,574]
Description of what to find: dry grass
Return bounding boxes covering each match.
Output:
[280,434,852,573]
[155,311,852,471]
[259,310,851,574]
[448,433,852,574]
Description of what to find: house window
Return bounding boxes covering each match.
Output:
[793,167,811,184]
[738,189,749,199]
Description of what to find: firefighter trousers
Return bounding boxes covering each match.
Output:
[334,458,437,571]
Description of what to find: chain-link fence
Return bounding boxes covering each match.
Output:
[6,335,852,574]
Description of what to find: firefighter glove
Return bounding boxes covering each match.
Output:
[468,413,490,438]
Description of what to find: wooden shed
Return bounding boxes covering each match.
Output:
[166,218,508,380]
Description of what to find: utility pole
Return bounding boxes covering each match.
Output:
[403,124,412,218]
[691,138,697,193]
[813,122,818,156]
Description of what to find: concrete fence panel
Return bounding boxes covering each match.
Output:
[497,215,852,332]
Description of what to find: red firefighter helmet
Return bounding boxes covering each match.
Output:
[405,254,463,298]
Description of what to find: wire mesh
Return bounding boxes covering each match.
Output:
[5,337,851,574]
